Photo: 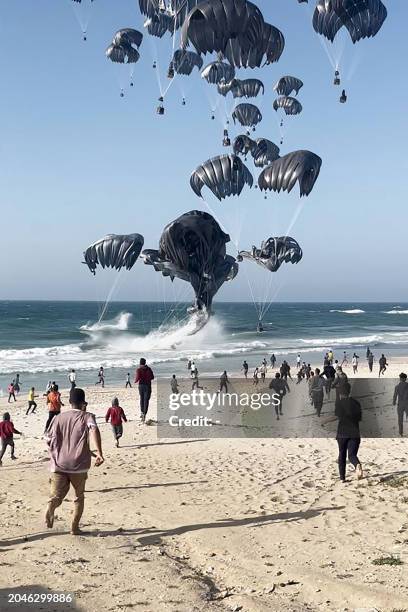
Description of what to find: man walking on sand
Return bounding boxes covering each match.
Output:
[45,388,104,535]
[393,373,408,437]
[135,358,155,423]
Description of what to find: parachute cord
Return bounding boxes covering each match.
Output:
[70,0,92,36]
[161,11,180,99]
[97,268,125,325]
[147,36,164,97]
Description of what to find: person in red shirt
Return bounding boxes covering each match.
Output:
[134,358,154,423]
[105,397,127,447]
[0,412,22,465]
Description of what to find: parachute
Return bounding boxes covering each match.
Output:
[251,138,280,167]
[232,103,262,128]
[143,13,174,38]
[83,234,144,275]
[190,154,253,200]
[273,96,303,115]
[233,134,256,157]
[142,210,238,313]
[113,29,143,48]
[181,0,265,56]
[238,236,303,272]
[313,0,387,44]
[201,61,235,84]
[172,49,203,75]
[273,75,303,97]
[222,21,285,68]
[258,150,322,197]
[217,78,264,99]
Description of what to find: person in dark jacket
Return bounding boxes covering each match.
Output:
[322,363,336,397]
[309,368,325,417]
[332,367,349,401]
[335,382,363,482]
[134,358,154,422]
[269,373,290,420]
[379,354,388,377]
[393,373,408,437]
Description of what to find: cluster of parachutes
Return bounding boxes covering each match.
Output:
[76,0,387,327]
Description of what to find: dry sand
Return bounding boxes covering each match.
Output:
[0,360,407,611]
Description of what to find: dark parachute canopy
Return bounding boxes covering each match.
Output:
[181,0,264,56]
[217,78,264,98]
[273,96,303,115]
[232,103,262,128]
[313,0,387,44]
[83,234,144,275]
[238,236,303,272]
[142,210,238,312]
[201,61,235,84]
[143,13,174,38]
[233,134,255,157]
[258,150,322,197]
[273,75,303,97]
[106,28,143,63]
[190,154,253,200]
[222,20,284,68]
[251,138,280,167]
[172,49,203,75]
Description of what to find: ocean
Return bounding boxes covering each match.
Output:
[1,301,408,393]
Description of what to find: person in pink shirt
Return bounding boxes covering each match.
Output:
[45,388,104,535]
[0,412,22,465]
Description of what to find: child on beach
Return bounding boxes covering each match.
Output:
[26,387,38,414]
[105,397,127,447]
[0,412,22,465]
[7,382,17,403]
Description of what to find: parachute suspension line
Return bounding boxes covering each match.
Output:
[97,268,125,325]
[70,0,92,40]
[202,198,242,252]
[147,36,164,96]
[241,263,263,322]
[285,200,305,238]
[161,14,180,99]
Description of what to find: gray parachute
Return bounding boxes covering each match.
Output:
[238,236,303,272]
[181,0,265,56]
[142,210,238,313]
[273,75,303,96]
[106,28,143,63]
[258,150,322,197]
[251,138,280,167]
[233,134,256,157]
[217,78,264,98]
[273,96,303,115]
[222,21,284,68]
[190,154,253,200]
[143,13,174,38]
[172,49,203,75]
[83,234,144,275]
[232,103,262,128]
[201,61,235,84]
[313,0,387,44]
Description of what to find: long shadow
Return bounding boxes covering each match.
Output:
[120,439,209,449]
[372,469,408,481]
[86,480,208,494]
[1,506,344,549]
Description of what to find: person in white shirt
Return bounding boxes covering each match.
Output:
[68,369,76,390]
[296,354,301,369]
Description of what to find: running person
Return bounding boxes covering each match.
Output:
[45,385,64,431]
[379,354,388,377]
[269,373,290,420]
[0,412,22,465]
[393,373,408,437]
[335,382,363,482]
[242,361,249,379]
[26,387,38,415]
[105,397,127,447]
[7,382,17,403]
[219,371,229,393]
[134,358,154,422]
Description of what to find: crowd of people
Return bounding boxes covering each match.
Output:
[1,346,407,534]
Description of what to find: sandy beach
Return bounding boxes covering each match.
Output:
[0,359,407,612]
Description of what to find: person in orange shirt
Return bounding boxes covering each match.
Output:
[45,384,64,432]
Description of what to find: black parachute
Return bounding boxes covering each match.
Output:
[217,78,264,98]
[222,20,285,68]
[83,234,144,275]
[238,236,303,272]
[313,0,387,44]
[143,13,174,38]
[142,210,238,312]
[190,154,253,200]
[232,103,262,128]
[172,49,203,75]
[106,28,143,63]
[201,61,235,84]
[273,75,303,96]
[258,150,322,197]
[233,134,256,157]
[273,96,302,115]
[181,0,265,56]
[251,138,280,167]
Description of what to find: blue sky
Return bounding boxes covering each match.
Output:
[0,0,406,303]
